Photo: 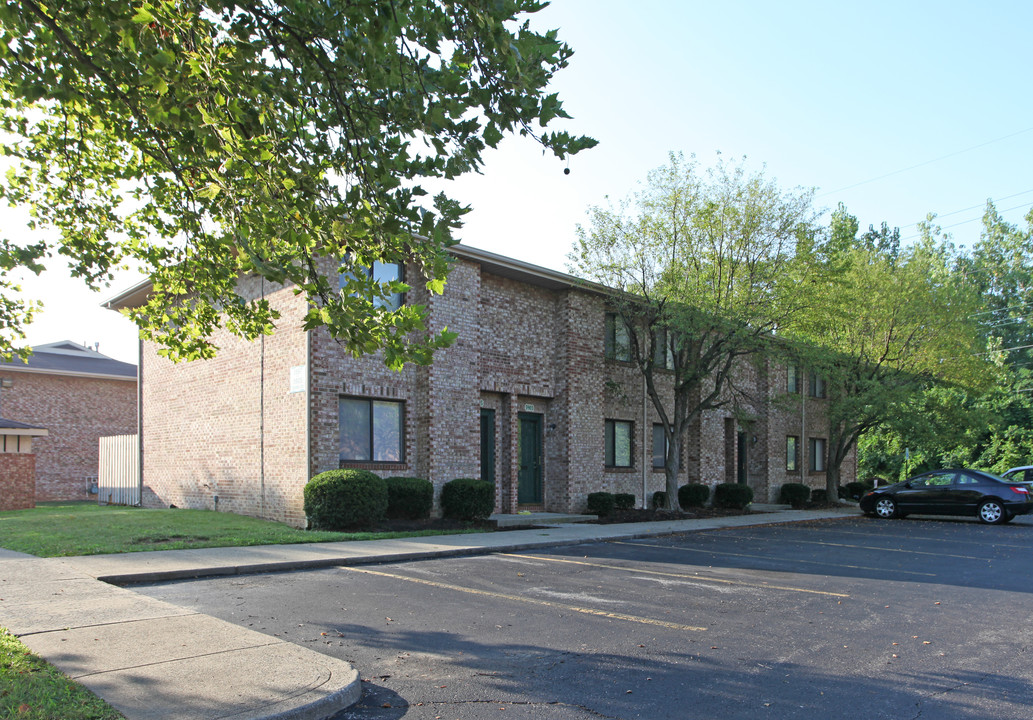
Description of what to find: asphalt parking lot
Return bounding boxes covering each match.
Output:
[136,515,1033,719]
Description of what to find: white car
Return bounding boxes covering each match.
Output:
[1002,466,1033,484]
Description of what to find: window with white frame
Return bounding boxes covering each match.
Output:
[605,419,633,468]
[809,373,826,398]
[339,397,404,463]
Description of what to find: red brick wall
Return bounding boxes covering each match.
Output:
[137,255,855,526]
[0,452,35,510]
[141,275,309,525]
[0,373,136,501]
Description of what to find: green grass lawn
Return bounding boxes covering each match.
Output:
[1,627,123,720]
[0,502,481,557]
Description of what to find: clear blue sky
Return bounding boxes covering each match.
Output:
[12,0,1033,363]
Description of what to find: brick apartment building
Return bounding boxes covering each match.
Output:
[107,244,853,527]
[0,342,138,501]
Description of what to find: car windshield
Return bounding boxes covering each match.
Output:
[969,469,1019,484]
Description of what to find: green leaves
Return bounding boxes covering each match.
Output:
[0,0,595,364]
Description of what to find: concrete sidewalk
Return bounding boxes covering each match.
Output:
[1,505,857,720]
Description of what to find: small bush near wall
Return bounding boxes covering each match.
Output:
[384,477,434,519]
[587,492,615,517]
[843,481,868,500]
[678,483,710,508]
[614,493,636,510]
[440,478,494,520]
[304,469,388,530]
[811,489,829,504]
[779,483,811,509]
[714,483,754,510]
[651,491,667,509]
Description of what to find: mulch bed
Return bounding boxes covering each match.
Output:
[587,506,750,524]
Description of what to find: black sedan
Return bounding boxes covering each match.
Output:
[860,468,1033,524]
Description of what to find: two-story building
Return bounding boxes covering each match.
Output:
[106,244,852,527]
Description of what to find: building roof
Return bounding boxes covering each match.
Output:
[0,417,49,436]
[0,341,136,381]
[103,243,614,312]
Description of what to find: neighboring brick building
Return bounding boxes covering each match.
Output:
[107,245,853,527]
[0,342,138,501]
[0,418,49,511]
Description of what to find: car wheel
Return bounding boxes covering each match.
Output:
[978,500,1006,525]
[874,496,897,519]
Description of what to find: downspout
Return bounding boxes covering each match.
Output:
[305,327,312,488]
[259,278,266,518]
[800,389,806,482]
[641,373,648,509]
[137,337,143,507]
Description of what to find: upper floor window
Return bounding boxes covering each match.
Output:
[339,260,405,311]
[787,364,800,394]
[339,396,404,463]
[605,419,633,468]
[652,329,675,370]
[809,373,825,398]
[604,313,631,362]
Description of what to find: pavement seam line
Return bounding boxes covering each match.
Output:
[725,535,986,560]
[503,553,850,598]
[66,638,297,680]
[342,566,707,632]
[14,611,203,637]
[611,540,938,577]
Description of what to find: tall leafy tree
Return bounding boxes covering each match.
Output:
[570,152,819,510]
[0,0,595,364]
[791,206,985,496]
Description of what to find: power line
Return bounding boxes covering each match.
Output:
[817,125,1033,199]
[900,200,1033,242]
[895,188,1033,231]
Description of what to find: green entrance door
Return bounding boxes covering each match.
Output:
[517,413,543,504]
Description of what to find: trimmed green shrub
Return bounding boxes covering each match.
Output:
[844,481,868,500]
[440,478,494,520]
[714,483,754,510]
[652,491,668,509]
[779,482,811,509]
[384,476,433,520]
[614,493,636,510]
[811,489,829,504]
[678,483,710,508]
[303,469,388,530]
[587,492,616,517]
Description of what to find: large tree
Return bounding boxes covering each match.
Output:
[857,203,1033,479]
[789,206,986,496]
[569,152,819,510]
[0,0,595,364]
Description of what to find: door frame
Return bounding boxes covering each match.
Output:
[517,412,543,505]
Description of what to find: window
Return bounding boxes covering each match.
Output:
[652,424,668,468]
[809,437,826,472]
[339,260,405,311]
[339,397,404,463]
[809,373,825,398]
[652,329,675,370]
[480,408,496,482]
[604,313,631,362]
[786,435,799,472]
[787,364,800,394]
[605,419,633,468]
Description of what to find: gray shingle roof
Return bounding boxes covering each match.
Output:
[0,417,46,430]
[0,341,136,380]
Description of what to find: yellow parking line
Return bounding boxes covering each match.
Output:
[614,541,936,577]
[343,567,707,632]
[502,554,849,598]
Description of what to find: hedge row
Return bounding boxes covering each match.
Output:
[303,472,492,530]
